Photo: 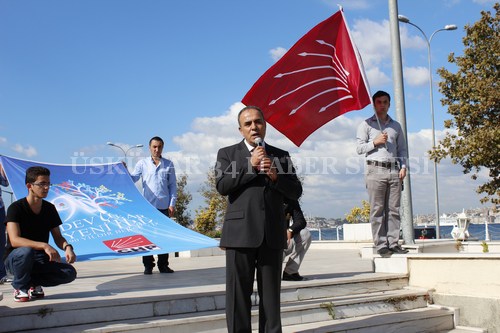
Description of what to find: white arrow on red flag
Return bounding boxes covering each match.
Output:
[242,9,371,147]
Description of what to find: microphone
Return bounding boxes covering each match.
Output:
[254,137,263,147]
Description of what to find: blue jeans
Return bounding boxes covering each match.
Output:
[0,206,6,279]
[4,247,77,291]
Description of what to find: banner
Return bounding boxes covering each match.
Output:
[242,9,371,147]
[0,155,219,261]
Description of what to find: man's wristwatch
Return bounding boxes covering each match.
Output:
[287,228,293,234]
[64,244,73,251]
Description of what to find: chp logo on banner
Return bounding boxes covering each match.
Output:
[242,9,371,147]
[103,235,160,254]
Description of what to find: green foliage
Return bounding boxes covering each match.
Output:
[173,174,192,227]
[481,241,489,253]
[345,200,370,223]
[193,167,227,237]
[194,199,219,237]
[432,3,500,205]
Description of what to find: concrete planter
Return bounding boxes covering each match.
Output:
[343,223,372,241]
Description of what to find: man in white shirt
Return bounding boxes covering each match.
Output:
[356,91,408,256]
[130,136,177,274]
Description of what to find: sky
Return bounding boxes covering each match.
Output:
[0,0,497,219]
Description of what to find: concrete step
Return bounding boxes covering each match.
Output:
[281,274,408,304]
[282,307,455,332]
[280,288,431,327]
[441,327,488,333]
[15,287,430,333]
[0,274,408,333]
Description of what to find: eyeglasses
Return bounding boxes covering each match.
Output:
[32,182,52,188]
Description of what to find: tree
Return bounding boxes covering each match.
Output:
[193,167,227,237]
[193,198,219,237]
[173,174,192,227]
[431,3,500,204]
[345,200,370,223]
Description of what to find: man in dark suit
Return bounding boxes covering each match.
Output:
[215,105,302,333]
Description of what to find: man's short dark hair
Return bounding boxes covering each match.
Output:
[237,105,265,127]
[372,90,391,102]
[25,166,50,184]
[149,136,164,147]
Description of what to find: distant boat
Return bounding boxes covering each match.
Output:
[438,213,458,226]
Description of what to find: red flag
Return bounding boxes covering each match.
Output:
[242,10,371,147]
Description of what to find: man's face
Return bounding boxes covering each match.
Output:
[149,140,163,159]
[28,175,51,198]
[373,95,390,116]
[238,108,267,146]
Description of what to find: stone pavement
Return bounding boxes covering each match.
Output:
[0,246,376,310]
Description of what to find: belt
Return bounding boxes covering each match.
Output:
[367,160,398,169]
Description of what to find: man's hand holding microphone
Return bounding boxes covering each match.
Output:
[252,137,277,182]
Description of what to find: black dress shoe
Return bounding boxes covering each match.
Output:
[283,272,305,281]
[390,246,409,254]
[377,247,392,257]
[144,267,153,275]
[159,266,175,273]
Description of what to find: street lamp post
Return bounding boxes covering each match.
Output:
[398,15,457,239]
[106,142,144,160]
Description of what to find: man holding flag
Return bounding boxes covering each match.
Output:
[356,90,408,256]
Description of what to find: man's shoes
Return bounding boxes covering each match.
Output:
[144,267,153,275]
[283,272,305,281]
[159,266,174,273]
[377,247,393,257]
[390,245,409,254]
[29,286,45,299]
[14,289,30,302]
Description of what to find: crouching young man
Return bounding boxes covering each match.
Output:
[4,166,77,302]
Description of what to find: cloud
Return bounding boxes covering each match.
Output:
[366,67,391,87]
[351,19,392,69]
[404,66,429,86]
[269,47,287,62]
[351,18,430,89]
[397,25,426,50]
[12,144,37,158]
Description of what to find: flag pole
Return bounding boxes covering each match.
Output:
[338,5,387,144]
[339,6,386,145]
[388,0,415,244]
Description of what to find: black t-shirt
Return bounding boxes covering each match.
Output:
[5,197,62,255]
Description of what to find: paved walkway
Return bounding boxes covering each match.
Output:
[0,246,376,310]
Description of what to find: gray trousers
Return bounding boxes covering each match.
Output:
[365,164,402,250]
[283,228,312,274]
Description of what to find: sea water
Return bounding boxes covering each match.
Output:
[309,223,500,241]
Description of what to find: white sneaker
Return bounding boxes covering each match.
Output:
[14,289,30,302]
